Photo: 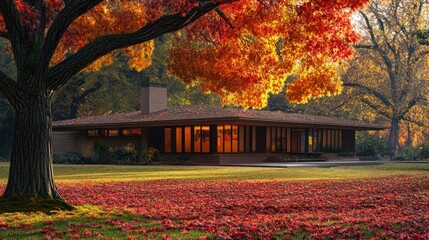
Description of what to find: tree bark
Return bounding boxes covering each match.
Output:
[388,118,400,158]
[2,92,61,199]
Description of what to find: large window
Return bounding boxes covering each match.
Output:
[193,125,210,153]
[266,127,291,153]
[217,125,240,153]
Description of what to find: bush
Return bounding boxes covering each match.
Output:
[394,147,421,161]
[356,132,388,157]
[418,142,429,159]
[116,147,159,165]
[53,152,84,164]
[394,142,429,161]
[90,140,113,164]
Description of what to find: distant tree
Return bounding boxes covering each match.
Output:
[53,54,140,120]
[0,0,368,207]
[341,0,429,156]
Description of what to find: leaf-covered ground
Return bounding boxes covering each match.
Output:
[0,175,428,239]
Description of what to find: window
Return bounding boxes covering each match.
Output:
[217,125,240,153]
[232,125,238,152]
[339,130,342,150]
[194,126,201,153]
[239,126,245,152]
[87,129,99,137]
[123,128,142,136]
[201,126,210,153]
[217,125,224,152]
[102,129,119,137]
[266,127,271,153]
[164,128,172,153]
[184,126,191,153]
[176,127,183,153]
[271,127,276,152]
[224,125,232,152]
[282,128,287,152]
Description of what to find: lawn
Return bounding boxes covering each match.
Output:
[0,163,428,239]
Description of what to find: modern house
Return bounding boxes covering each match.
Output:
[52,84,385,164]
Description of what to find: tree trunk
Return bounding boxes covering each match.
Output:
[388,118,400,158]
[2,93,61,199]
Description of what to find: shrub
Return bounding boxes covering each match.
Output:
[356,132,388,157]
[53,152,84,164]
[418,142,429,159]
[117,147,159,165]
[91,140,113,164]
[394,142,429,161]
[394,147,421,161]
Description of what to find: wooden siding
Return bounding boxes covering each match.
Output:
[52,132,79,154]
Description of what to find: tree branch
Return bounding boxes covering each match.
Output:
[360,11,399,102]
[47,1,221,91]
[39,0,104,75]
[400,95,423,117]
[402,116,425,127]
[330,93,366,111]
[360,98,392,119]
[215,7,234,29]
[343,82,393,108]
[0,0,26,69]
[354,44,374,50]
[0,70,20,106]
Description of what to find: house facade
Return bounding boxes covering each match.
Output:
[52,84,385,164]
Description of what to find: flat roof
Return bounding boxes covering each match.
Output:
[53,105,386,130]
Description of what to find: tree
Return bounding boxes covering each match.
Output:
[53,54,141,120]
[0,0,368,206]
[340,0,429,156]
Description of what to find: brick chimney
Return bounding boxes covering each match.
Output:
[141,82,167,115]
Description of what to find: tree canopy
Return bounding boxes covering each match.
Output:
[0,0,370,203]
[1,0,368,108]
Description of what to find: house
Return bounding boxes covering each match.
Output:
[52,83,385,164]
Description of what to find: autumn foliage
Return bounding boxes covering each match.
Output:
[1,176,428,239]
[0,0,368,108]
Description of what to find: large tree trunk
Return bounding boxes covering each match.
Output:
[2,93,61,199]
[388,118,400,158]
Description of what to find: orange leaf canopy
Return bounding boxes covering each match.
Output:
[0,0,368,108]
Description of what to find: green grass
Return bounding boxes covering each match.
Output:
[0,163,428,183]
[0,205,214,239]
